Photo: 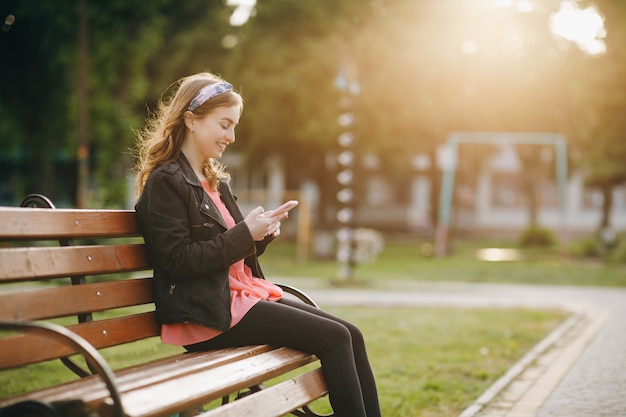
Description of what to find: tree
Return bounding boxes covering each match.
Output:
[0,0,222,207]
[83,0,179,206]
[2,0,626,227]
[223,0,368,227]
[0,0,78,203]
[347,0,572,227]
[566,0,626,230]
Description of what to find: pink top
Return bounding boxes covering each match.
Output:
[160,182,283,346]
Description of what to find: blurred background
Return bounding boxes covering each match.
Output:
[1,0,625,260]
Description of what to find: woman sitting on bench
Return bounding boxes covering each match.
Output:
[134,71,381,417]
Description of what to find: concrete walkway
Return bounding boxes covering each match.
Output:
[279,279,626,417]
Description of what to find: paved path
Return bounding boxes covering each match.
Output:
[279,279,626,417]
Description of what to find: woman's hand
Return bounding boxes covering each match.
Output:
[244,206,286,241]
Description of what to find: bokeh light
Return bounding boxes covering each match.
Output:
[550,0,606,55]
[226,0,256,27]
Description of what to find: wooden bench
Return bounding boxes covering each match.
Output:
[0,195,330,417]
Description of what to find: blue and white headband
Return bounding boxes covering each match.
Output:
[188,82,233,111]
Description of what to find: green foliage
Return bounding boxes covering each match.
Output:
[568,235,604,258]
[0,1,78,202]
[228,0,366,168]
[85,2,169,206]
[518,226,557,248]
[606,235,626,263]
[565,0,626,209]
[569,232,626,263]
[2,0,626,214]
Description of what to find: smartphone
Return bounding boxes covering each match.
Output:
[263,200,299,217]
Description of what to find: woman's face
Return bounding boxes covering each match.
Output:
[189,105,240,160]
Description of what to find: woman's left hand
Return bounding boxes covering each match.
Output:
[245,207,286,241]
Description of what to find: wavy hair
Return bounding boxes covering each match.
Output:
[134,72,243,194]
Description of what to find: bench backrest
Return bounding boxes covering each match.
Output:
[0,206,157,371]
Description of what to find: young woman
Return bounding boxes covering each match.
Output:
[134,72,381,417]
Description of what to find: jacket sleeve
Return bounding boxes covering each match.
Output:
[136,170,256,282]
[255,234,275,256]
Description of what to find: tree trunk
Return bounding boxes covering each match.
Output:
[526,169,539,227]
[76,0,89,208]
[599,184,613,230]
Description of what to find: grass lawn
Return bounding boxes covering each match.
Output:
[1,237,608,415]
[314,305,567,417]
[0,306,566,417]
[260,238,626,287]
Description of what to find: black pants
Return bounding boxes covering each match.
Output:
[185,298,382,417]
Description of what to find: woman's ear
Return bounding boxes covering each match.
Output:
[183,111,195,131]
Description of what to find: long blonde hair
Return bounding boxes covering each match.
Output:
[134,72,243,194]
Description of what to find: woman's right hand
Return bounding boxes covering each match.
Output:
[244,206,285,241]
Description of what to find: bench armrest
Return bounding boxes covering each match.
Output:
[276,284,319,308]
[0,320,124,417]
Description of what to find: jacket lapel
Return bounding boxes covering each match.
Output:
[199,192,228,229]
[177,153,229,229]
[218,182,244,224]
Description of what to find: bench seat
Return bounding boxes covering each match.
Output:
[0,344,323,417]
[0,196,330,417]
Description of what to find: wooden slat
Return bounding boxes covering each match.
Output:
[0,278,153,321]
[0,207,140,239]
[0,343,320,417]
[0,244,150,283]
[202,369,328,417]
[1,346,275,409]
[113,347,318,417]
[0,312,159,369]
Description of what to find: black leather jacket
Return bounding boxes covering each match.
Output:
[135,154,273,331]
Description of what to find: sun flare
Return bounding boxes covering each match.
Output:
[549,0,606,55]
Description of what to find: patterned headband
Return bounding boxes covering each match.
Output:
[188,82,233,111]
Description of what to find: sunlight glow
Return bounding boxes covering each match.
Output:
[493,0,533,11]
[515,1,534,13]
[476,248,521,262]
[461,40,479,55]
[550,0,606,55]
[227,0,256,26]
[493,0,513,7]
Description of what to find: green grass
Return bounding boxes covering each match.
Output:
[301,306,566,417]
[0,306,566,417]
[346,306,564,417]
[0,338,184,399]
[260,238,626,287]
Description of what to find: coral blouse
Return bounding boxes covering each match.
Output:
[160,182,283,346]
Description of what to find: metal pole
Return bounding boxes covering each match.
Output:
[555,136,569,233]
[435,135,458,257]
